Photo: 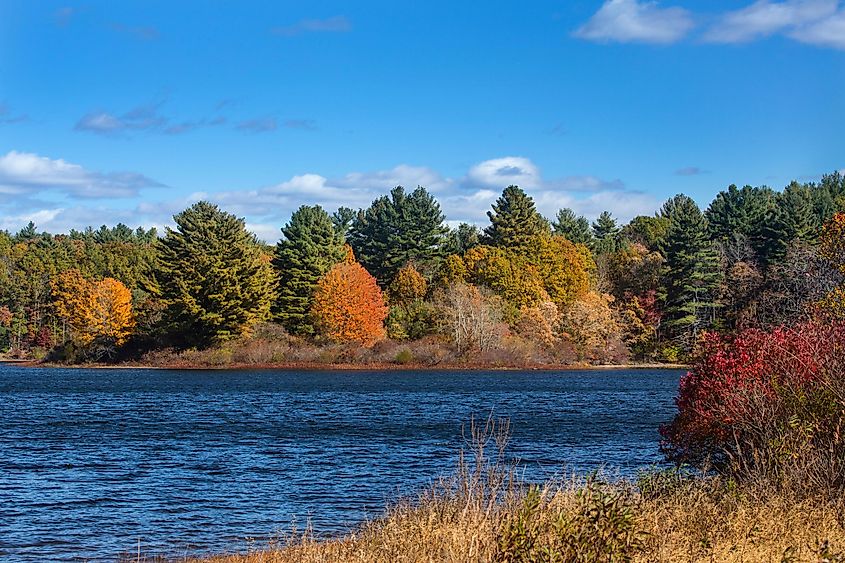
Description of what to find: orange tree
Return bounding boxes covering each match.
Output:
[311,248,388,345]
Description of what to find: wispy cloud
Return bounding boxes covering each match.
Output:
[0,150,162,199]
[109,22,160,41]
[0,152,652,243]
[75,100,168,136]
[75,98,235,137]
[0,103,29,125]
[703,0,839,43]
[676,166,707,176]
[790,7,845,48]
[573,0,695,44]
[272,16,352,37]
[547,123,568,136]
[284,119,318,131]
[236,117,278,133]
[575,0,845,49]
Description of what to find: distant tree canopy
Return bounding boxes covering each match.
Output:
[2,169,844,363]
[153,201,275,345]
[349,186,449,286]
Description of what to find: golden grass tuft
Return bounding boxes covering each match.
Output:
[187,419,845,563]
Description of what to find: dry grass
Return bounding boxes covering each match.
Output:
[180,418,845,563]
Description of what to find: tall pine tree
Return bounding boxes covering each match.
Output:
[659,195,721,351]
[348,186,449,285]
[484,185,549,251]
[552,208,594,247]
[705,184,775,249]
[760,182,815,266]
[153,201,275,345]
[592,211,620,254]
[273,205,346,335]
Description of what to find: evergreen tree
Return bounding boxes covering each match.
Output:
[348,186,449,285]
[592,211,620,254]
[760,182,815,266]
[552,208,594,247]
[484,185,549,251]
[659,195,721,351]
[705,184,775,249]
[273,205,346,335]
[153,201,274,345]
[445,223,481,255]
[331,206,356,239]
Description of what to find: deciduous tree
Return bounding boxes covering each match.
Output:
[311,251,388,345]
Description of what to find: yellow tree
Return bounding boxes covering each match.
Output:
[52,269,135,346]
[91,278,135,345]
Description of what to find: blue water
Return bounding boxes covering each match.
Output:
[0,365,683,561]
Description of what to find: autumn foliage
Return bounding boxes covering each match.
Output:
[52,269,135,346]
[661,321,845,493]
[311,256,388,346]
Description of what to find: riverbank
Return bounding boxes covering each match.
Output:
[185,454,844,563]
[22,358,688,371]
[190,483,844,563]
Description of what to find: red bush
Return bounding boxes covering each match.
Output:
[661,321,845,469]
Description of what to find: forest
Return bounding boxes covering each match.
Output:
[0,171,843,367]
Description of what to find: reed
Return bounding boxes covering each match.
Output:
[180,417,845,563]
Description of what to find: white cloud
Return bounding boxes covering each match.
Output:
[466,157,541,189]
[573,0,694,44]
[0,152,655,243]
[704,0,839,43]
[790,7,845,48]
[0,150,162,198]
[336,164,454,193]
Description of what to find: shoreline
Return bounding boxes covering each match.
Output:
[6,358,689,371]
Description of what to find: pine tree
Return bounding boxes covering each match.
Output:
[592,211,620,254]
[705,184,775,249]
[760,182,815,267]
[552,208,594,247]
[331,206,355,238]
[153,201,275,345]
[484,185,549,251]
[348,186,449,285]
[444,223,481,254]
[273,205,346,335]
[659,195,721,351]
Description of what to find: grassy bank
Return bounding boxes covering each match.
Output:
[185,419,845,563]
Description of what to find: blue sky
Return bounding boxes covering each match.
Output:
[1,0,843,242]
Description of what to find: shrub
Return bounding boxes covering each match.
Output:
[394,348,414,365]
[661,321,845,496]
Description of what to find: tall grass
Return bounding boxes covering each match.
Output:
[183,417,845,563]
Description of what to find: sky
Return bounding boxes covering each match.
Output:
[0,0,843,242]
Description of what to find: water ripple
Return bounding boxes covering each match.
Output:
[0,365,682,561]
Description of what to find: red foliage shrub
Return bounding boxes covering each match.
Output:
[661,321,845,493]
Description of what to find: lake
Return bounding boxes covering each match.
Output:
[0,366,683,561]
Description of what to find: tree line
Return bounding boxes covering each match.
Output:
[1,171,843,363]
